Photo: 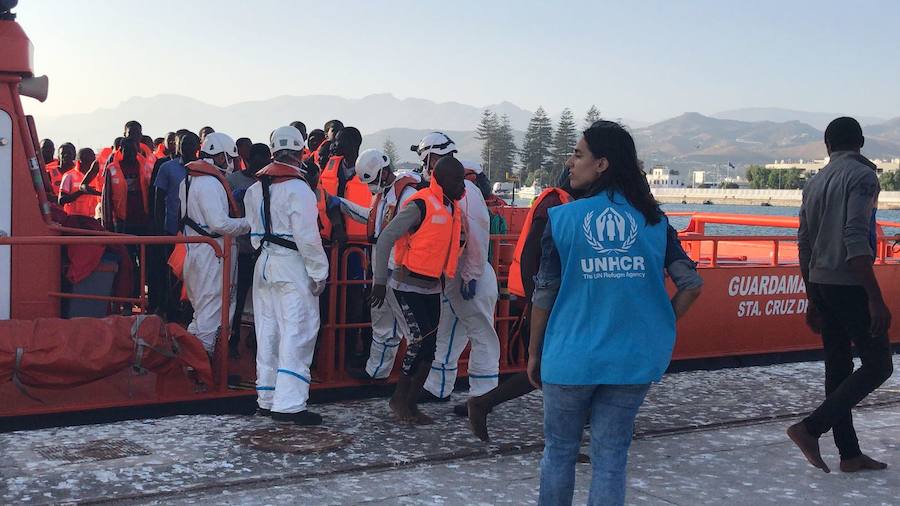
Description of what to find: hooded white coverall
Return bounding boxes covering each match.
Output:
[425,179,500,398]
[244,176,328,413]
[335,173,420,379]
[178,169,249,353]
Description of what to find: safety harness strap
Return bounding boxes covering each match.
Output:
[181,173,223,238]
[260,177,298,251]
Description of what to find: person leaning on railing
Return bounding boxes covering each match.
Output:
[526,121,702,506]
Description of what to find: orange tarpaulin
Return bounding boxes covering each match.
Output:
[1,315,213,395]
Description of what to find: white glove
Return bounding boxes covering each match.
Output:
[309,279,327,296]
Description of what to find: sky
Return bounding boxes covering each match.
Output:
[14,0,900,122]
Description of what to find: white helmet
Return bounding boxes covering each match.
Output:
[200,132,237,158]
[410,132,457,162]
[461,160,483,175]
[270,125,306,153]
[355,149,390,184]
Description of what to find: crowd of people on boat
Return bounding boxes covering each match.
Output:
[38,116,893,505]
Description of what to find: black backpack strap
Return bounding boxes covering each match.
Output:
[259,177,298,251]
[180,172,222,239]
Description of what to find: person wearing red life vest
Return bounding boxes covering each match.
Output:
[58,148,101,218]
[244,126,329,426]
[370,156,466,425]
[319,126,370,241]
[178,132,249,354]
[46,142,76,196]
[331,149,423,380]
[100,139,154,233]
[306,129,326,165]
[40,138,55,168]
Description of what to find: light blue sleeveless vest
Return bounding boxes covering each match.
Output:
[541,191,675,385]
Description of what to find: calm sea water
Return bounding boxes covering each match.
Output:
[512,198,900,237]
[661,203,900,237]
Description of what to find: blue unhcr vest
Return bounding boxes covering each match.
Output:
[541,191,675,385]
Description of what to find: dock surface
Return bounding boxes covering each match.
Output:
[3,356,899,505]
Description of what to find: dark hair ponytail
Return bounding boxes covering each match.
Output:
[582,121,662,225]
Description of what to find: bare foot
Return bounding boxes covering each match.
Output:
[467,398,491,442]
[389,396,416,424]
[840,454,888,473]
[787,422,830,473]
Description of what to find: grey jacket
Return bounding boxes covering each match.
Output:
[798,151,880,285]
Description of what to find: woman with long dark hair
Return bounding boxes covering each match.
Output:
[527,121,703,505]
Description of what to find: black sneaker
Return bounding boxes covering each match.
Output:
[418,390,451,403]
[453,403,468,417]
[256,408,271,417]
[271,410,323,426]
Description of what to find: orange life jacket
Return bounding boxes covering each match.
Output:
[507,187,573,298]
[45,159,66,195]
[182,160,241,222]
[103,153,154,221]
[367,175,419,242]
[320,155,372,239]
[167,161,240,282]
[317,187,332,239]
[60,164,100,217]
[393,177,462,281]
[96,147,113,172]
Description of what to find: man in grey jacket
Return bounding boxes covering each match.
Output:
[788,117,893,473]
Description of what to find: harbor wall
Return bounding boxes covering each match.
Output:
[651,188,900,209]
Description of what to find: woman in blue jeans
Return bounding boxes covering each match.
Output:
[527,121,703,506]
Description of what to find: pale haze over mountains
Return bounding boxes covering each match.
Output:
[33,94,900,167]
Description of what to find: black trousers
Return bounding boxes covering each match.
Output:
[802,283,894,459]
[230,252,257,346]
[394,290,441,376]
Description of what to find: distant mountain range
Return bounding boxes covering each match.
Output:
[32,95,900,166]
[712,107,887,130]
[634,112,900,165]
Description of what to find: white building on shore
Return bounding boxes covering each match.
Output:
[646,165,685,188]
[766,157,900,175]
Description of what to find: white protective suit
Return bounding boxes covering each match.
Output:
[244,175,329,413]
[336,172,420,379]
[425,179,500,398]
[178,168,249,353]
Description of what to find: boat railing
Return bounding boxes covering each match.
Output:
[317,233,525,387]
[0,232,234,389]
[670,212,900,267]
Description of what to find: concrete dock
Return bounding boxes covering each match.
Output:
[2,356,899,505]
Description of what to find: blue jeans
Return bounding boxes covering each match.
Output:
[539,383,650,506]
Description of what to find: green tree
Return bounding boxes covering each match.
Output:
[745,165,771,189]
[496,114,519,180]
[583,105,602,129]
[550,108,577,184]
[520,106,554,183]
[783,169,804,190]
[880,171,900,191]
[382,137,399,166]
[492,114,517,181]
[475,109,499,175]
